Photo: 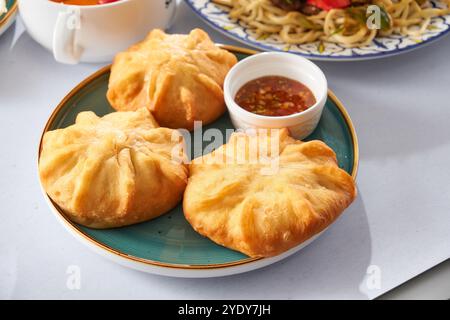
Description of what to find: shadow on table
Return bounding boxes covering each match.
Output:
[0,20,104,104]
[134,190,372,300]
[315,36,450,161]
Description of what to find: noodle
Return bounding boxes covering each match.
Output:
[213,0,450,48]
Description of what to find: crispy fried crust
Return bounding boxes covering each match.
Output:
[39,108,188,229]
[107,29,238,130]
[183,129,357,257]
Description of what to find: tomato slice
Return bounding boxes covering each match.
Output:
[306,0,351,11]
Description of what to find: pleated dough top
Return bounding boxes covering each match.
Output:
[39,108,188,229]
[183,129,356,257]
[107,29,238,130]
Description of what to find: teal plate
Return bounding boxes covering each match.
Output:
[0,0,17,37]
[39,46,358,273]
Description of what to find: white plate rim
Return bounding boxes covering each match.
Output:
[0,0,17,37]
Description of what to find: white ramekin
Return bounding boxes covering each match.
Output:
[224,52,328,140]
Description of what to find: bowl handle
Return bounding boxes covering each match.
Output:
[167,0,177,29]
[52,7,83,64]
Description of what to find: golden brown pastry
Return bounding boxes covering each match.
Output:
[107,29,238,130]
[183,129,356,257]
[39,108,188,229]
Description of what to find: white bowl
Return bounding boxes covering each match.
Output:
[18,0,176,64]
[224,52,328,140]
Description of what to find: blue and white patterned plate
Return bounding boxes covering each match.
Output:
[185,0,450,61]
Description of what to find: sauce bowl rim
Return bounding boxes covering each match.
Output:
[224,51,328,121]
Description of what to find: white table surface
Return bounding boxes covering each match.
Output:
[1,1,449,300]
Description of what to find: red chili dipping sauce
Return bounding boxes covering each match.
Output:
[235,76,316,117]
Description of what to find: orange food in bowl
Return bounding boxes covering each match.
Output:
[50,0,120,5]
